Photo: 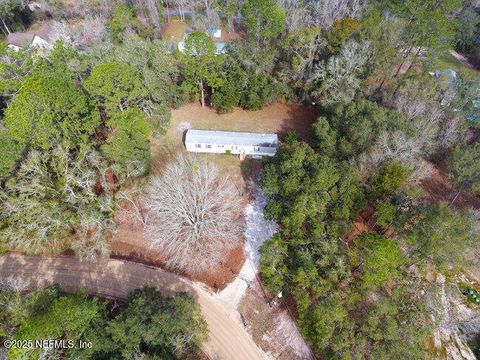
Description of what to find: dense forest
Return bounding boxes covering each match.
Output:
[0,282,207,359]
[0,0,479,359]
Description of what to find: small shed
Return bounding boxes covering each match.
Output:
[185,129,278,157]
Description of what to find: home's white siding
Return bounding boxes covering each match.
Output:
[31,35,53,49]
[185,142,276,156]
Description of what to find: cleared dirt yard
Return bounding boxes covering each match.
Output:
[111,102,319,290]
[151,102,318,173]
[162,20,188,44]
[420,159,480,211]
[171,102,318,140]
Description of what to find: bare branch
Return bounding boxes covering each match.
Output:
[144,154,242,273]
[117,189,147,227]
[0,276,31,293]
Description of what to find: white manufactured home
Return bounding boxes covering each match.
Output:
[185,129,278,157]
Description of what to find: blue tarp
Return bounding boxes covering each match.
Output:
[465,113,480,122]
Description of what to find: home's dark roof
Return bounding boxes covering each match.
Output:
[7,32,34,47]
[6,22,55,48]
[35,22,55,42]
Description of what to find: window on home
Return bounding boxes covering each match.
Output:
[218,144,224,148]
[254,146,260,152]
[206,144,212,149]
[195,144,202,148]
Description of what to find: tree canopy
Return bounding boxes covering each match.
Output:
[181,31,224,107]
[4,64,99,150]
[448,142,480,195]
[241,0,286,39]
[262,140,362,235]
[0,2,478,358]
[354,232,402,287]
[1,285,208,360]
[85,62,147,115]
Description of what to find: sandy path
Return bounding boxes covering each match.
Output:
[0,254,265,360]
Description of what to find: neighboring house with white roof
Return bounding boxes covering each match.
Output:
[6,22,55,51]
[185,129,278,158]
[178,36,226,55]
[178,27,227,55]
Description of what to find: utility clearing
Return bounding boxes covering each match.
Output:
[214,184,312,360]
[214,183,278,310]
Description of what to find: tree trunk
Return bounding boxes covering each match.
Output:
[449,184,465,207]
[376,44,414,94]
[1,18,11,35]
[200,79,205,107]
[405,47,422,74]
[391,84,401,100]
[376,76,387,93]
[179,3,184,22]
[392,47,420,98]
[393,46,413,78]
[146,0,160,27]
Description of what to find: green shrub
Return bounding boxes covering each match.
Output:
[0,129,22,179]
[284,131,299,144]
[374,200,397,227]
[226,149,231,155]
[211,81,240,113]
[448,143,480,196]
[370,161,409,197]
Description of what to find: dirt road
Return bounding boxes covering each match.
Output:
[0,254,265,360]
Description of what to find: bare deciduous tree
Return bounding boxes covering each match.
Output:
[394,95,443,124]
[191,0,220,30]
[145,154,242,273]
[36,0,121,19]
[67,15,109,47]
[172,0,190,21]
[356,130,434,183]
[0,146,115,259]
[439,117,463,147]
[408,159,435,183]
[137,0,161,27]
[116,188,147,228]
[311,40,372,105]
[393,94,444,153]
[368,130,424,163]
[50,21,72,44]
[0,276,31,293]
[307,0,366,28]
[279,0,313,30]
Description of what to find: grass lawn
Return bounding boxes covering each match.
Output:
[429,50,480,80]
[162,20,188,45]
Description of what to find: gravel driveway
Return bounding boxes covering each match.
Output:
[0,254,265,360]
